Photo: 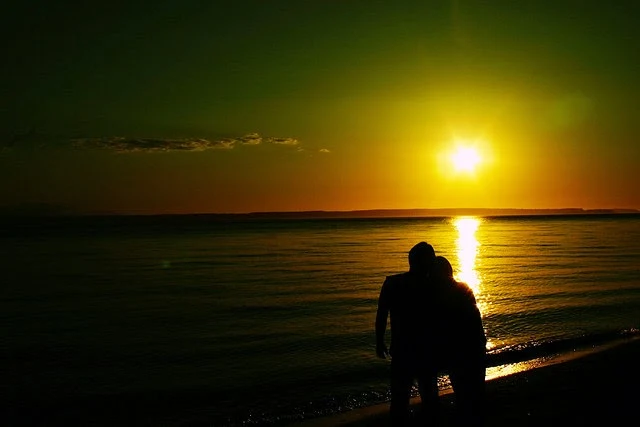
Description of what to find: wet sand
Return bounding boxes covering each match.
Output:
[6,338,639,426]
[294,337,640,426]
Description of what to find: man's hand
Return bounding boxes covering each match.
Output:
[376,342,389,359]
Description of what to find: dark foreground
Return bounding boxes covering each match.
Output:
[296,338,640,427]
[6,338,640,426]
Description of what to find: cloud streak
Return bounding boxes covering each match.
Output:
[266,137,299,145]
[238,133,262,145]
[72,137,230,152]
[72,133,298,153]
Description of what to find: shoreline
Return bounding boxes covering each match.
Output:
[6,336,639,426]
[293,336,640,426]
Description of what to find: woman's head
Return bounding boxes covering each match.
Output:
[432,256,454,281]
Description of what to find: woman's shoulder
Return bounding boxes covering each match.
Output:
[451,280,476,302]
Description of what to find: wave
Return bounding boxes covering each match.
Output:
[212,328,640,426]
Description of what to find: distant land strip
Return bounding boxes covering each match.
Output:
[224,208,640,220]
[0,205,638,219]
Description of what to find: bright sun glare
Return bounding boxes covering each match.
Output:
[451,146,481,173]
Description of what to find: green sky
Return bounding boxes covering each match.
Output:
[1,1,638,214]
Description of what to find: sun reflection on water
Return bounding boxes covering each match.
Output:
[453,216,481,293]
[453,216,493,347]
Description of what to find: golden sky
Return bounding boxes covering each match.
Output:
[1,1,638,214]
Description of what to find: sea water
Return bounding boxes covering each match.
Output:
[2,214,640,425]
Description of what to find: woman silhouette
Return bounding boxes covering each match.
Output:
[431,255,486,426]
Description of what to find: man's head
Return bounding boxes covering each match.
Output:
[408,242,436,273]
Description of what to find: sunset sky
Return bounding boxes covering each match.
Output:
[1,1,638,214]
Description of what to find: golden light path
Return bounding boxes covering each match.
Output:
[453,216,498,351]
[453,217,496,350]
[453,216,481,293]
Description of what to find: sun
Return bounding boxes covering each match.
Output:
[451,146,481,173]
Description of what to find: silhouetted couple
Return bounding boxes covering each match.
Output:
[376,242,486,426]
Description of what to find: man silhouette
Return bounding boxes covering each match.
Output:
[376,242,438,426]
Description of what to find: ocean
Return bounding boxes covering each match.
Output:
[2,214,640,426]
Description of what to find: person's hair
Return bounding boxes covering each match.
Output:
[432,255,454,280]
[408,242,436,271]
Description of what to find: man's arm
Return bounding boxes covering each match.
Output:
[375,279,390,359]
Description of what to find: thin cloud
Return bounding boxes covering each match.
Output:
[72,137,229,153]
[238,133,262,145]
[267,137,299,145]
[210,139,236,150]
[72,133,296,153]
[319,148,331,153]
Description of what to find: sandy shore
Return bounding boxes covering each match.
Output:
[6,338,639,426]
[294,337,640,426]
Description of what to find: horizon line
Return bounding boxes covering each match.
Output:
[3,206,639,218]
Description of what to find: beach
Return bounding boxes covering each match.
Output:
[295,337,640,427]
[5,338,638,426]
